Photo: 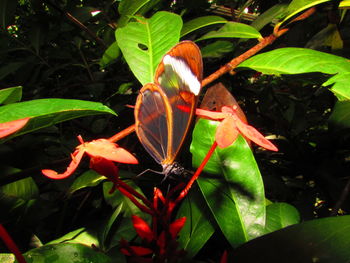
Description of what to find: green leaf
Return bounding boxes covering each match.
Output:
[118,0,155,27]
[47,228,100,248]
[181,16,227,37]
[197,22,262,41]
[0,99,116,139]
[0,177,39,200]
[0,86,22,104]
[250,4,288,31]
[339,0,350,8]
[0,254,14,263]
[233,215,350,263]
[177,186,215,258]
[0,0,17,29]
[103,181,146,217]
[237,48,350,100]
[265,202,300,234]
[116,11,182,85]
[21,243,112,263]
[100,41,120,68]
[279,0,332,26]
[69,170,105,194]
[101,204,123,249]
[201,40,234,58]
[190,119,266,247]
[328,101,350,129]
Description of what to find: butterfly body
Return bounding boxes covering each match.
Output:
[134,41,203,175]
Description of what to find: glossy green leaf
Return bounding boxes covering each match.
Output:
[233,215,350,263]
[339,0,350,8]
[103,181,145,217]
[118,0,155,27]
[279,0,332,26]
[107,217,136,250]
[181,16,227,37]
[328,101,350,129]
[237,48,350,100]
[20,243,112,263]
[69,170,105,194]
[0,177,38,200]
[265,202,300,234]
[177,186,215,258]
[190,119,266,247]
[116,11,182,85]
[250,4,288,31]
[0,86,22,104]
[197,22,262,41]
[0,98,116,139]
[0,254,14,263]
[47,228,100,248]
[201,40,234,58]
[100,41,120,68]
[101,204,123,249]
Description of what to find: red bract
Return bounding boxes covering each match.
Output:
[0,117,30,139]
[132,215,154,243]
[169,217,186,239]
[42,135,138,179]
[196,106,278,151]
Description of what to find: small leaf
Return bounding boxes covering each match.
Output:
[181,16,227,37]
[116,11,182,85]
[0,86,22,104]
[69,170,105,194]
[23,243,112,263]
[118,0,155,27]
[46,228,100,248]
[201,41,234,58]
[0,99,116,140]
[250,4,288,31]
[197,22,262,41]
[328,101,350,129]
[265,202,300,234]
[103,181,145,216]
[237,48,350,100]
[339,0,350,9]
[279,0,332,26]
[177,188,215,258]
[100,41,120,68]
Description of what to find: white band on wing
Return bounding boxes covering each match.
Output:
[163,55,201,96]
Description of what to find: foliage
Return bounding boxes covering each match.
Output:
[1,0,350,262]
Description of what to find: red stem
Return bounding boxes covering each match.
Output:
[0,224,27,263]
[173,141,218,207]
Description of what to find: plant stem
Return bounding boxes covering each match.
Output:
[0,224,27,263]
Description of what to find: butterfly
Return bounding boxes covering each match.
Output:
[134,41,203,175]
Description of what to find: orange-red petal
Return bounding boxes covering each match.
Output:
[82,139,138,164]
[42,150,85,179]
[195,108,226,120]
[232,114,278,151]
[215,116,239,148]
[0,117,30,139]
